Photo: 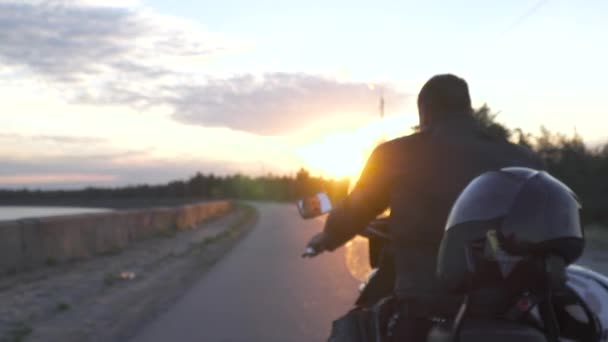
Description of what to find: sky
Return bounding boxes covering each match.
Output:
[0,0,606,189]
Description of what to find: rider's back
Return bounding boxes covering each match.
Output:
[381,115,544,299]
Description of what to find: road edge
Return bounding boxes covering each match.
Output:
[112,202,260,342]
[15,203,259,342]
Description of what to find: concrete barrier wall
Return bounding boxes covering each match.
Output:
[0,201,232,275]
[0,221,23,273]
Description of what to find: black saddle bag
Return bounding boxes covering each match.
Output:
[327,297,397,342]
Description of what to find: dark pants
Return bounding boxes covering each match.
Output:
[388,317,434,342]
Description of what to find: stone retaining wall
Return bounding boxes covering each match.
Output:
[0,201,232,275]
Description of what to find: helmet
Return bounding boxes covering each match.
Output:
[437,167,584,292]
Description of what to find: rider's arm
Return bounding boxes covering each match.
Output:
[321,143,391,251]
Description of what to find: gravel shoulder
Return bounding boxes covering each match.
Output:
[0,204,258,342]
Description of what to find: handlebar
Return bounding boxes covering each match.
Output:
[302,246,319,258]
[302,217,390,258]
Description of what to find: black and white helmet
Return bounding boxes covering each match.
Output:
[437,167,584,291]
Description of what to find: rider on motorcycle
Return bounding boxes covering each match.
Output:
[305,74,545,340]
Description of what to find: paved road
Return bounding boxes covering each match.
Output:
[129,202,608,342]
[130,203,359,342]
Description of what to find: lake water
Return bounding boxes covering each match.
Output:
[0,206,111,221]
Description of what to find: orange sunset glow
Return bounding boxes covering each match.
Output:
[296,113,414,182]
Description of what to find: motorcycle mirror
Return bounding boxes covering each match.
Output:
[296,192,333,219]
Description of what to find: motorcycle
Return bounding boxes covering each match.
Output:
[297,192,608,342]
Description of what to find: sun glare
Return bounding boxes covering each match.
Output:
[296,114,414,182]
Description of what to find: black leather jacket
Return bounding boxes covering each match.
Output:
[322,115,544,298]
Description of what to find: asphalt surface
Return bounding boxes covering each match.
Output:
[130,203,359,342]
[128,202,608,342]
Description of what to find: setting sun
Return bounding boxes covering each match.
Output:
[295,114,415,182]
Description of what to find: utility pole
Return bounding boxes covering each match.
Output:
[369,83,385,119]
[379,92,385,119]
[377,87,387,146]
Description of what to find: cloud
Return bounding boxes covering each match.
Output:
[0,153,263,189]
[0,0,239,103]
[0,173,118,186]
[0,133,106,145]
[1,1,142,82]
[35,135,107,144]
[167,73,410,134]
[0,0,411,135]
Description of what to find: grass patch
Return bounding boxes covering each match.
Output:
[56,302,71,312]
[8,322,32,342]
[198,204,257,250]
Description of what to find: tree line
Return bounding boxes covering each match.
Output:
[0,171,351,208]
[473,105,608,225]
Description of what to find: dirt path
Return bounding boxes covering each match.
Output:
[0,205,257,342]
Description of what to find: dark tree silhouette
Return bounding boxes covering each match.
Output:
[472,105,608,225]
[472,104,512,141]
[0,169,351,209]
